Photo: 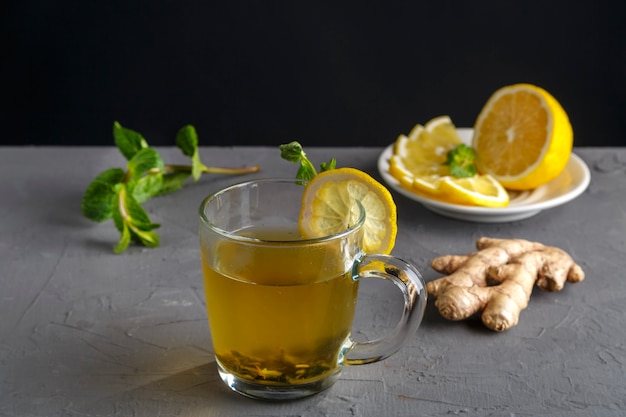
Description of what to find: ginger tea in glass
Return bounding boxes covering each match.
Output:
[199,179,426,400]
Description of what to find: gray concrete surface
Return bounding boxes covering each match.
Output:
[1,146,624,416]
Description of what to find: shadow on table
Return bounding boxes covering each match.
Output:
[420,296,496,335]
[74,360,327,417]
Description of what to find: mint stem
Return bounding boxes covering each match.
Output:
[167,164,260,175]
[117,186,128,219]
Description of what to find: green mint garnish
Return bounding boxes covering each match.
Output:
[279,141,336,181]
[444,144,478,178]
[82,121,261,253]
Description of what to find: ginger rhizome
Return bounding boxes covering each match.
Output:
[426,237,585,332]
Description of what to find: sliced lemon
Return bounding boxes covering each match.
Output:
[424,114,465,145]
[388,115,510,208]
[472,83,573,190]
[392,116,462,179]
[439,175,509,207]
[412,175,445,197]
[299,167,397,254]
[388,116,456,196]
[388,154,417,189]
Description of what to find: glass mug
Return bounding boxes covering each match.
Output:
[199,178,427,400]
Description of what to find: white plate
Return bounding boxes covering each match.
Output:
[377,128,591,222]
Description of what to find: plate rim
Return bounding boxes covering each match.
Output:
[377,130,591,220]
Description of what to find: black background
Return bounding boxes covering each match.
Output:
[2,1,624,147]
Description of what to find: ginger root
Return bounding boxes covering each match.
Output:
[426,237,585,332]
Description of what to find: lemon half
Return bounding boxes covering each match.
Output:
[472,83,573,190]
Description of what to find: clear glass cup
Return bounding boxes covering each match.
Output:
[199,178,427,400]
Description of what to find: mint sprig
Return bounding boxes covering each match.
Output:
[279,141,336,181]
[82,121,261,253]
[444,144,478,178]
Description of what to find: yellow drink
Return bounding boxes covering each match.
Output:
[199,179,426,399]
[201,226,360,385]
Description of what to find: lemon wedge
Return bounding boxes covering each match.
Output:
[299,167,397,254]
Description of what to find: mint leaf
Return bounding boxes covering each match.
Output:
[85,122,260,253]
[279,141,305,163]
[157,171,192,196]
[279,141,326,181]
[120,188,160,231]
[445,144,478,178]
[113,121,149,160]
[129,171,163,203]
[126,148,164,182]
[176,125,205,181]
[132,228,160,248]
[296,162,317,181]
[81,168,125,221]
[449,163,477,178]
[114,222,131,254]
[320,158,336,172]
[112,186,161,252]
[175,125,198,157]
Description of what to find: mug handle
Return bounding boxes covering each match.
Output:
[345,254,428,366]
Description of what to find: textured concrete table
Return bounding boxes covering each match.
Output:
[1,146,625,417]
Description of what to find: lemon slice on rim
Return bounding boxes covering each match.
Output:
[472,83,573,190]
[299,167,397,254]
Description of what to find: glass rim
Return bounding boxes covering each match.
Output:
[199,177,366,245]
